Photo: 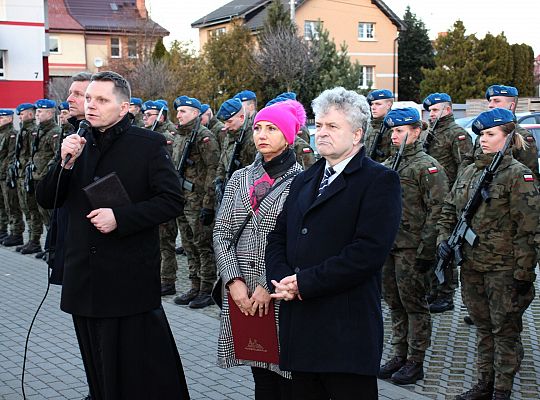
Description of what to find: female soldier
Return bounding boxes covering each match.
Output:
[437,108,539,400]
[213,100,305,399]
[379,108,449,385]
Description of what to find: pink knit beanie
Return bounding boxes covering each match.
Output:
[253,100,307,144]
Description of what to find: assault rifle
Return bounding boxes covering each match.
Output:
[150,107,164,131]
[390,133,408,171]
[7,127,22,189]
[24,130,40,193]
[434,130,515,284]
[423,108,445,152]
[369,124,388,159]
[177,117,201,192]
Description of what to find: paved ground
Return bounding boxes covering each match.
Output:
[2,237,540,399]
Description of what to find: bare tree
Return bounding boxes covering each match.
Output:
[124,59,176,100]
[47,76,73,102]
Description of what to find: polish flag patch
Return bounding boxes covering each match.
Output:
[458,135,466,141]
[302,147,312,153]
[428,166,439,174]
[202,136,210,143]
[166,140,172,145]
[53,134,59,138]
[526,136,534,142]
[523,174,534,182]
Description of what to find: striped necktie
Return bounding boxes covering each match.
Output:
[318,166,335,196]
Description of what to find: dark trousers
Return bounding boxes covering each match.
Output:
[251,367,293,400]
[72,307,190,400]
[291,371,378,400]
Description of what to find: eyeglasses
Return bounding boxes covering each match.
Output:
[143,113,159,119]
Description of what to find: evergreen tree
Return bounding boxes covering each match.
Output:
[476,33,513,88]
[420,20,484,103]
[262,0,296,33]
[511,43,535,97]
[151,37,168,61]
[398,6,434,102]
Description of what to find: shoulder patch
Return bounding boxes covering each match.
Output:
[166,140,173,145]
[523,174,534,182]
[458,135,467,141]
[302,147,312,153]
[202,136,210,143]
[32,132,37,136]
[10,134,15,138]
[53,134,59,138]
[526,136,534,142]
[428,166,439,174]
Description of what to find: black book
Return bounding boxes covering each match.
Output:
[82,172,131,209]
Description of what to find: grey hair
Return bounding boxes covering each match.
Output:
[72,72,92,82]
[312,87,370,138]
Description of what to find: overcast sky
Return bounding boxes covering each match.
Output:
[146,0,540,55]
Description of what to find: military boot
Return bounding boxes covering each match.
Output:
[491,390,511,400]
[189,292,214,309]
[378,356,406,379]
[174,288,199,305]
[455,380,494,400]
[20,241,42,254]
[2,234,24,247]
[391,360,424,385]
[35,251,46,259]
[429,297,454,313]
[0,230,8,242]
[16,243,27,252]
[161,282,176,296]
[464,315,475,325]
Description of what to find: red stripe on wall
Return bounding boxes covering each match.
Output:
[0,21,45,27]
[49,63,87,67]
[0,81,44,108]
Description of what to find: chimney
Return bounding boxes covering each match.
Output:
[136,0,147,19]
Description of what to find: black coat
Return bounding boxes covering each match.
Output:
[37,115,184,318]
[265,147,402,375]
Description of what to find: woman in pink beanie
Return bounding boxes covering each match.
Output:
[214,100,306,399]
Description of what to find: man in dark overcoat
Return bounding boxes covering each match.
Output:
[36,71,190,400]
[266,86,402,400]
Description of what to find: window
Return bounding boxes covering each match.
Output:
[359,66,374,89]
[358,22,375,40]
[128,38,137,58]
[49,37,60,54]
[304,20,321,40]
[0,50,5,78]
[209,27,226,38]
[111,37,121,58]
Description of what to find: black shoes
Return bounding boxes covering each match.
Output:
[491,389,511,400]
[455,380,494,400]
[174,288,199,305]
[378,356,406,379]
[21,242,42,255]
[175,246,185,255]
[464,315,475,325]
[161,283,176,296]
[0,231,8,242]
[391,360,424,385]
[188,293,214,309]
[35,251,46,259]
[2,234,23,247]
[429,298,454,313]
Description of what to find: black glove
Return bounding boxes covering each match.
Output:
[415,259,434,273]
[436,240,452,261]
[199,208,215,226]
[513,279,533,296]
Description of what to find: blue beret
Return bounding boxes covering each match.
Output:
[173,96,202,111]
[423,93,452,110]
[265,92,297,107]
[130,97,142,106]
[16,103,36,114]
[0,109,14,116]
[217,98,243,121]
[366,89,394,104]
[485,85,518,100]
[142,100,168,112]
[58,101,69,111]
[200,104,210,114]
[383,107,420,128]
[233,90,256,102]
[472,108,515,135]
[35,99,57,109]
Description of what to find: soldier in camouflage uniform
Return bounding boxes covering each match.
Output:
[462,85,539,180]
[379,108,449,385]
[437,108,539,400]
[233,89,257,118]
[0,109,17,244]
[422,93,473,313]
[129,97,144,127]
[364,89,394,163]
[142,100,179,296]
[0,109,26,247]
[200,104,225,150]
[172,96,220,309]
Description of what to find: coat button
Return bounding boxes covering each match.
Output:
[90,246,97,254]
[294,267,300,273]
[301,228,308,235]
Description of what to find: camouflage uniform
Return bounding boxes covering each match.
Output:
[382,141,449,362]
[437,152,538,392]
[172,118,220,294]
[0,122,25,238]
[423,113,473,302]
[132,112,144,128]
[17,120,36,224]
[207,116,225,151]
[216,114,257,182]
[364,116,391,163]
[0,123,12,235]
[298,125,311,145]
[153,121,179,285]
[293,135,316,170]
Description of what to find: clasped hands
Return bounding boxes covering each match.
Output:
[228,281,272,317]
[271,274,302,302]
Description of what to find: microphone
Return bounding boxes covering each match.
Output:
[64,119,91,165]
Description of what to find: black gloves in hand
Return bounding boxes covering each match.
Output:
[415,259,434,273]
[437,240,452,261]
[513,279,533,296]
[199,208,215,226]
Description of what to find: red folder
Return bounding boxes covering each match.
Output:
[228,293,280,364]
